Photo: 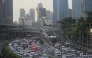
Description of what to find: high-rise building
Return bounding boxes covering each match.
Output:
[37,3,43,8]
[72,0,82,19]
[40,17,52,26]
[50,9,53,25]
[25,14,30,18]
[68,9,73,17]
[53,0,68,26]
[46,10,50,18]
[20,9,25,18]
[29,9,35,23]
[72,0,92,18]
[0,0,3,24]
[3,0,13,24]
[84,0,92,11]
[35,3,46,22]
[13,21,18,25]
[82,0,92,17]
[19,17,32,26]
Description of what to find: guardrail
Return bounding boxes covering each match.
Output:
[39,31,61,50]
[1,41,21,58]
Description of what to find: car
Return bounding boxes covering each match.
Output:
[30,52,36,55]
[71,49,78,54]
[43,49,50,53]
[55,52,61,56]
[55,49,61,56]
[65,48,71,53]
[77,51,83,56]
[62,46,66,50]
[66,54,73,58]
[8,43,12,46]
[40,54,49,58]
[62,51,66,55]
[34,53,40,58]
[49,49,54,54]
[29,54,33,56]
[88,55,92,58]
[55,43,61,47]
[22,53,30,57]
[62,46,65,48]
[66,53,72,55]
[81,55,88,58]
[65,43,71,47]
[72,54,78,58]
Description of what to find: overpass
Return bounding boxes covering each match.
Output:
[0,24,41,40]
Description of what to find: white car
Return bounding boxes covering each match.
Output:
[43,49,50,53]
[55,49,61,56]
[55,52,61,56]
[62,46,66,50]
[65,48,71,53]
[30,52,36,55]
[71,49,78,54]
[55,43,61,48]
[29,54,33,57]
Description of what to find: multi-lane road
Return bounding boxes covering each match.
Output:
[0,27,92,58]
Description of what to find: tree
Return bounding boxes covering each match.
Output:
[84,11,92,48]
[60,17,76,31]
[58,17,76,41]
[71,11,92,47]
[76,17,86,45]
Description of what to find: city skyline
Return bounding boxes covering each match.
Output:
[13,0,72,22]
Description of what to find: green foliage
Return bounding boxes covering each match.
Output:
[85,11,92,23]
[58,11,92,48]
[76,17,86,32]
[60,17,76,31]
[43,23,52,27]
[2,42,21,58]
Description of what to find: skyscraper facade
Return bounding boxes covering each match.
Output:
[20,9,25,18]
[82,0,92,17]
[46,10,50,18]
[84,0,92,11]
[72,0,82,19]
[53,0,68,26]
[25,14,30,18]
[29,9,35,23]
[3,0,13,24]
[68,9,73,17]
[35,3,46,22]
[72,0,92,18]
[0,0,3,24]
[50,9,53,25]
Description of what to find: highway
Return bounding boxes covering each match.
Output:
[1,27,92,58]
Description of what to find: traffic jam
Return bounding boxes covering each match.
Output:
[7,28,92,58]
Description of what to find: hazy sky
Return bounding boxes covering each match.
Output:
[13,0,72,22]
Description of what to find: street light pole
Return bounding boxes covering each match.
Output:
[21,18,25,58]
[21,18,25,38]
